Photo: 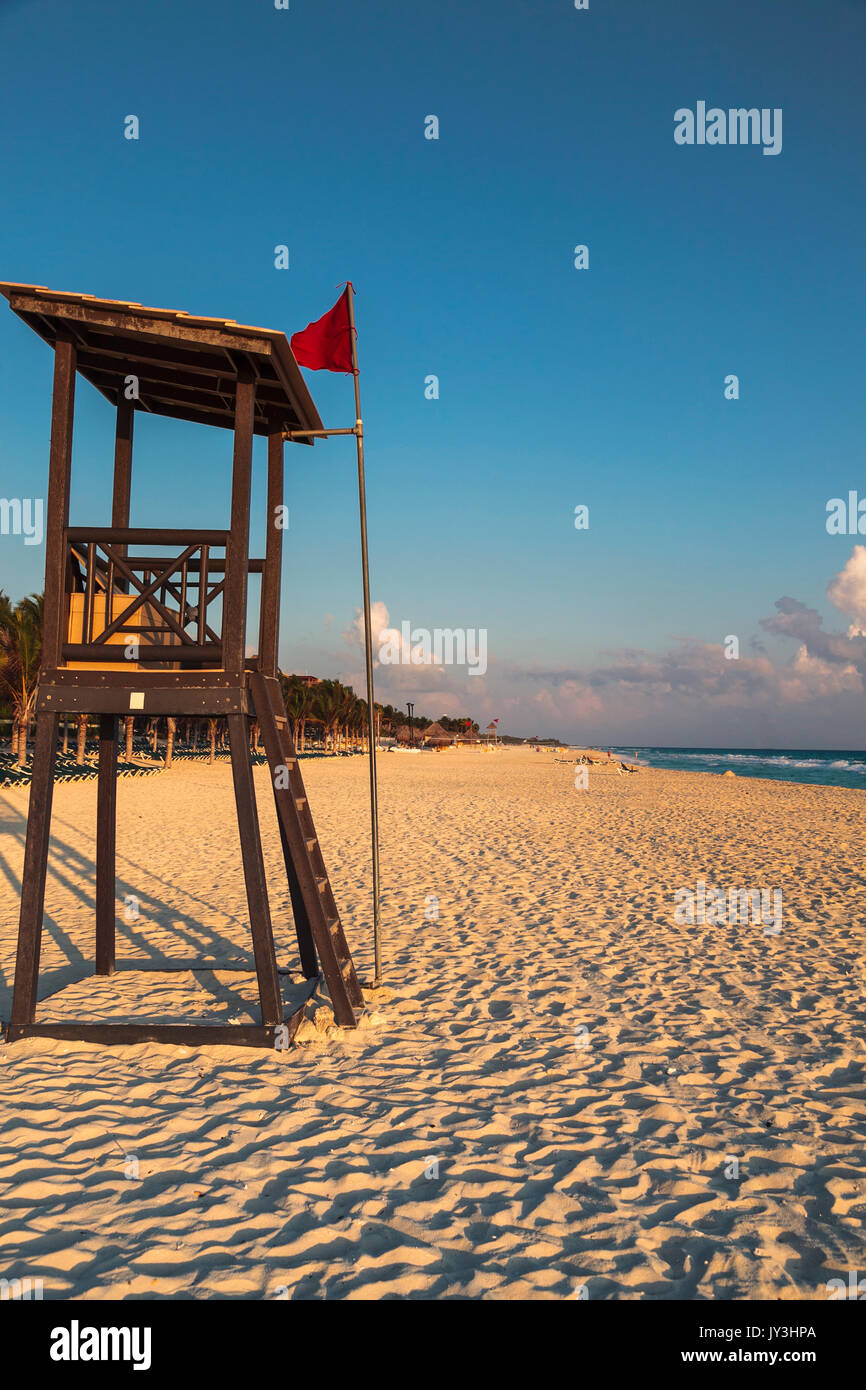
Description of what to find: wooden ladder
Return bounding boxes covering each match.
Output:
[249,672,364,1029]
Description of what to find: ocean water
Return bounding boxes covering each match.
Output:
[608,747,866,791]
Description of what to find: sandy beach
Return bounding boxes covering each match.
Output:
[0,747,864,1300]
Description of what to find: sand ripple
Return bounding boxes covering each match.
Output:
[0,752,864,1298]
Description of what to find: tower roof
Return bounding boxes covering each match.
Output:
[0,282,323,439]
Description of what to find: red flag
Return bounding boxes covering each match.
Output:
[290,286,356,373]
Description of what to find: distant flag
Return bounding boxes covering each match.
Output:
[290,285,356,374]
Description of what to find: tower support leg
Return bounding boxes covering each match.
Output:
[227,714,282,1027]
[10,713,60,1032]
[95,713,118,974]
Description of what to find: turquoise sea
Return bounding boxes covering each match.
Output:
[608,747,866,791]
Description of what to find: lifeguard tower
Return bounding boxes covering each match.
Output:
[0,283,364,1047]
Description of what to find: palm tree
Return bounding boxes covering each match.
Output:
[124,715,134,761]
[76,713,88,764]
[165,716,176,767]
[312,680,345,753]
[0,592,43,766]
[345,690,364,752]
[0,592,15,756]
[332,683,351,753]
[339,687,356,752]
[283,682,314,751]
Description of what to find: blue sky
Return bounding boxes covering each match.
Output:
[1,0,864,743]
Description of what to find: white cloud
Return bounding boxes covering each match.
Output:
[828,544,866,637]
[342,599,392,649]
[326,555,866,744]
[786,645,862,697]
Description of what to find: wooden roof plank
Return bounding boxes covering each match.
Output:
[78,355,293,406]
[0,282,323,436]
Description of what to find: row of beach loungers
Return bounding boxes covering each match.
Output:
[0,744,345,788]
[554,753,640,773]
[0,756,163,790]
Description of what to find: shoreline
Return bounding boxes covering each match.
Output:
[3,739,865,795]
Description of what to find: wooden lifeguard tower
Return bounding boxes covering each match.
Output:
[0,283,364,1047]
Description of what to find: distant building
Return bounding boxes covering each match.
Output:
[420,721,456,747]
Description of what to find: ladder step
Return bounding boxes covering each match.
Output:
[248,671,363,1031]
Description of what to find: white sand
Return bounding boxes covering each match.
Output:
[0,748,864,1299]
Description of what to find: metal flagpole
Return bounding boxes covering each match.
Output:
[345,283,382,986]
